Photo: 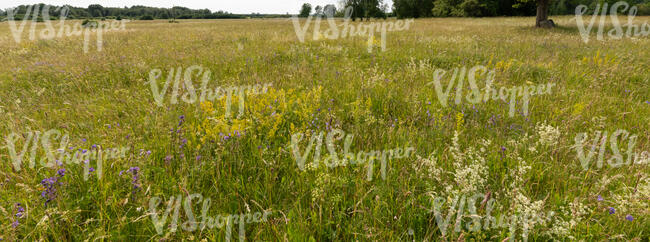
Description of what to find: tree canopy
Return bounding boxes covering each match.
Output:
[389,0,650,18]
[299,3,312,17]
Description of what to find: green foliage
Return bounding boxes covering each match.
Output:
[432,0,464,17]
[88,4,104,17]
[81,19,98,27]
[323,4,336,17]
[299,3,312,17]
[344,0,387,20]
[638,3,650,15]
[394,0,434,18]
[5,4,248,20]
[397,0,650,18]
[139,15,154,20]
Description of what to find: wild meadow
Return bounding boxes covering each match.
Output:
[0,15,649,241]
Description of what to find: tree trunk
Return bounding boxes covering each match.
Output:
[536,0,550,27]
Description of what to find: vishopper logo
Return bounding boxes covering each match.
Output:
[427,65,556,117]
[290,128,414,181]
[574,129,649,170]
[148,193,271,241]
[147,65,272,119]
[291,6,414,53]
[6,5,129,53]
[576,1,650,43]
[3,129,129,180]
[428,193,554,241]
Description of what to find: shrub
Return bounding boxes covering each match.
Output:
[139,15,154,20]
[637,3,650,16]
[81,19,99,28]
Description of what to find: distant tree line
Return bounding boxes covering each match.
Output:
[398,0,650,18]
[298,0,649,20]
[299,0,391,20]
[2,1,648,22]
[0,4,295,21]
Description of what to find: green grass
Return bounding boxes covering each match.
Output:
[0,17,649,241]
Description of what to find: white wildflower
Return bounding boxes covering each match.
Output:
[536,121,561,146]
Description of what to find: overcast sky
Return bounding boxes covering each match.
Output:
[1,0,394,14]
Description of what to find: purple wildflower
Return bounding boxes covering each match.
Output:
[41,170,65,206]
[609,207,615,214]
[124,167,141,193]
[597,195,603,201]
[91,144,97,149]
[625,215,633,221]
[15,203,24,220]
[12,220,19,228]
[196,155,201,161]
[179,140,186,148]
[89,167,95,173]
[178,115,185,126]
[164,155,172,164]
[82,138,87,142]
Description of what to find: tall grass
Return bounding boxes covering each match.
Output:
[0,17,648,240]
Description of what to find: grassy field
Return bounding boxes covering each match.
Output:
[0,16,649,241]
